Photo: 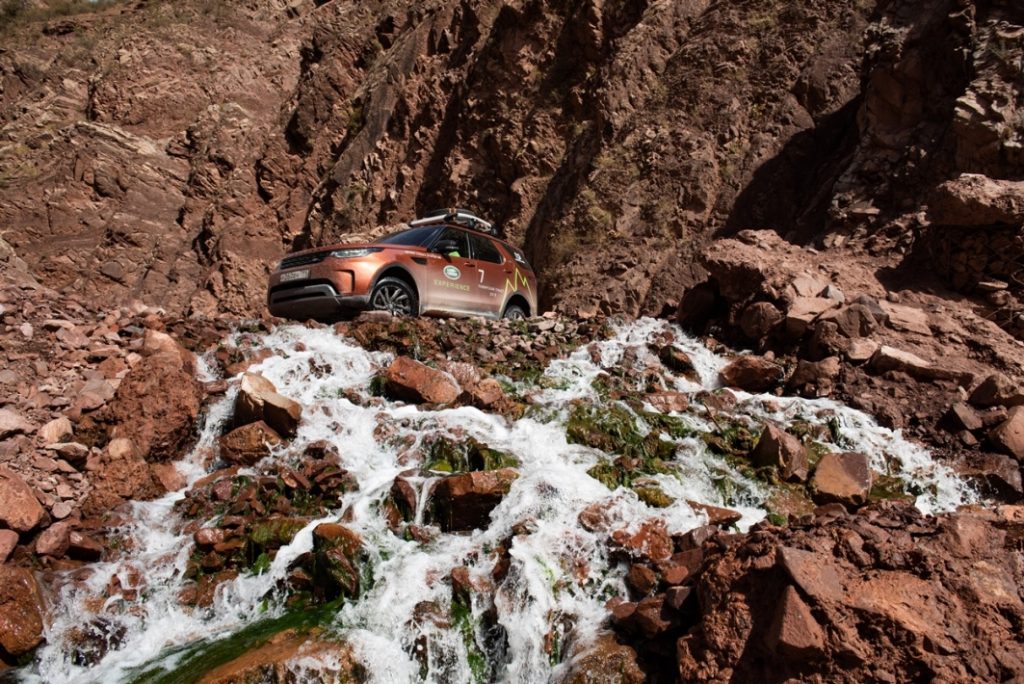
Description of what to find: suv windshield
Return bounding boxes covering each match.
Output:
[374,226,441,246]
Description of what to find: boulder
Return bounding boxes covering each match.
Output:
[383,357,461,405]
[767,584,826,659]
[0,408,33,439]
[104,350,203,460]
[810,452,872,507]
[870,345,932,378]
[430,469,518,531]
[751,424,809,482]
[738,301,783,340]
[219,421,283,465]
[687,501,743,527]
[954,452,1023,502]
[0,469,47,533]
[719,356,784,393]
[969,373,1024,408]
[943,402,983,433]
[989,406,1024,462]
[68,531,104,561]
[470,378,506,408]
[234,373,302,437]
[0,565,44,656]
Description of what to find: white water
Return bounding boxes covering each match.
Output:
[24,318,975,683]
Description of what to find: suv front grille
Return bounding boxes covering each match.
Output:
[280,251,329,270]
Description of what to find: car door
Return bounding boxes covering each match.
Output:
[421,227,477,315]
[468,233,512,317]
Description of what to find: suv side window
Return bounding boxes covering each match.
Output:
[469,234,504,264]
[435,228,469,258]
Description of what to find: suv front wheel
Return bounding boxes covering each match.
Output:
[502,303,527,320]
[370,277,418,316]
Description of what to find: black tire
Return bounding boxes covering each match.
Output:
[370,277,418,316]
[502,303,527,320]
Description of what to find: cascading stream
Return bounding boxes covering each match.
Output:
[22,318,975,683]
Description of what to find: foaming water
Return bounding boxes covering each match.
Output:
[25,318,974,683]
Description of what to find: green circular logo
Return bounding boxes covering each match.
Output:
[443,265,461,280]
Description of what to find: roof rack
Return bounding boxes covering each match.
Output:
[408,208,496,235]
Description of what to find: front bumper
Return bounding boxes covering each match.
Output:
[267,281,370,320]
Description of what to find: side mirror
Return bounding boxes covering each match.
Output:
[433,239,459,254]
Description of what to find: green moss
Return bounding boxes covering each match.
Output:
[566,402,679,462]
[424,436,518,473]
[633,484,674,508]
[451,594,487,682]
[869,474,914,502]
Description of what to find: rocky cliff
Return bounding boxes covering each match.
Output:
[2,0,1021,324]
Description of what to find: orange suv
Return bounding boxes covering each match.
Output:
[267,210,538,321]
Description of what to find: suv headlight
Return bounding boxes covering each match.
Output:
[329,248,382,259]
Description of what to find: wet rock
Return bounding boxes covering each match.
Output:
[610,519,673,563]
[989,406,1024,461]
[151,462,187,492]
[751,424,809,482]
[195,628,362,684]
[738,301,783,340]
[431,469,518,532]
[383,356,461,405]
[0,564,45,657]
[311,523,365,600]
[219,421,283,465]
[810,452,872,507]
[0,408,33,439]
[767,584,825,659]
[645,391,689,413]
[969,373,1024,408]
[559,632,645,684]
[469,378,506,408]
[626,564,658,596]
[234,373,302,438]
[0,468,47,533]
[687,501,742,527]
[718,356,784,393]
[658,346,695,374]
[955,452,1023,502]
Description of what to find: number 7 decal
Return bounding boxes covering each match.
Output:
[478,269,485,284]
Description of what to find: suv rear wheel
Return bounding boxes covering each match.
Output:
[371,277,418,316]
[502,303,527,320]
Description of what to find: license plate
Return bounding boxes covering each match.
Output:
[280,269,309,283]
